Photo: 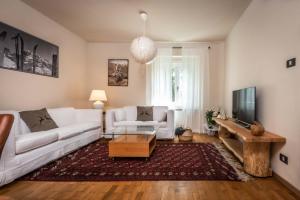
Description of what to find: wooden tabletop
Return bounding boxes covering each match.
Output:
[213,118,286,143]
[109,134,155,144]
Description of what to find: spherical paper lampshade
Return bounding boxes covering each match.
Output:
[130,36,157,64]
[130,11,157,64]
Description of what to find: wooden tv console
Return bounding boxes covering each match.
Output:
[213,118,286,177]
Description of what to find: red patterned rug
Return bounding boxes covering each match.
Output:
[20,141,243,181]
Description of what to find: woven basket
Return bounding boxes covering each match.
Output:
[178,129,193,142]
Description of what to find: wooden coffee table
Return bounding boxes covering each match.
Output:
[108,126,158,159]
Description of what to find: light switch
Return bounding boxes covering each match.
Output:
[286,58,296,68]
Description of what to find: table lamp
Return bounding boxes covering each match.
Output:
[89,90,107,109]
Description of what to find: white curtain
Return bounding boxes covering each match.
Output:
[146,48,173,106]
[146,46,210,132]
[180,47,210,132]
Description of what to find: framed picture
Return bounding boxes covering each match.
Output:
[0,21,59,78]
[108,59,129,86]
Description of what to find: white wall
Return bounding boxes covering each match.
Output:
[87,42,225,109]
[210,42,225,108]
[0,0,88,110]
[0,0,226,114]
[225,0,300,190]
[87,43,146,108]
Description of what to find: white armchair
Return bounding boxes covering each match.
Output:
[105,106,175,139]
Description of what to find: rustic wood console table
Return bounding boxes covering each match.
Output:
[214,118,286,177]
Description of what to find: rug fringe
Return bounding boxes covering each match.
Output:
[213,142,253,182]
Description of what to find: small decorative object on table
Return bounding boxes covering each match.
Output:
[175,127,193,142]
[217,113,228,120]
[216,108,228,120]
[217,108,228,120]
[250,121,265,136]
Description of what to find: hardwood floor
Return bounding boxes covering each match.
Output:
[0,134,298,200]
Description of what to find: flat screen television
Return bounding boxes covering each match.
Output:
[232,87,256,127]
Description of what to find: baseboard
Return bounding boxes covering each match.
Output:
[273,172,300,198]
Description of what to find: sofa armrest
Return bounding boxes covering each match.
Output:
[105,109,116,134]
[75,109,102,125]
[167,109,175,134]
[0,111,20,170]
[0,115,14,157]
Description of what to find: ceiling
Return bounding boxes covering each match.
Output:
[22,0,251,42]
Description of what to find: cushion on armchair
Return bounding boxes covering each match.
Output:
[153,106,168,122]
[137,106,153,121]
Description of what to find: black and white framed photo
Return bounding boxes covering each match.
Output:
[108,59,129,86]
[0,21,59,78]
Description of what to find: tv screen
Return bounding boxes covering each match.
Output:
[232,87,256,125]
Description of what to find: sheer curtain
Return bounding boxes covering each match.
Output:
[181,47,210,132]
[146,46,210,132]
[146,48,173,106]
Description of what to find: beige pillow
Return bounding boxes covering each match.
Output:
[137,106,153,121]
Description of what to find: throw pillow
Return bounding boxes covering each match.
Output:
[137,106,153,121]
[19,108,58,132]
[153,106,168,122]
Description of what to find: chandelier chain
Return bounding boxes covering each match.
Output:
[143,19,146,36]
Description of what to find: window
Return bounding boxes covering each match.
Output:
[147,46,207,131]
[171,60,184,107]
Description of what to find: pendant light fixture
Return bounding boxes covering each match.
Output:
[130,11,157,64]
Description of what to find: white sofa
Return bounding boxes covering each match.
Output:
[105,106,174,139]
[0,107,102,187]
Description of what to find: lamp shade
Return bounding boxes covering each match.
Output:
[89,90,107,101]
[130,36,157,64]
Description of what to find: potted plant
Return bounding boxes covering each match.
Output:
[205,108,219,128]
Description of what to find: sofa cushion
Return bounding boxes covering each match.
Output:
[124,106,137,121]
[57,122,100,140]
[19,108,58,132]
[16,130,59,154]
[114,109,126,122]
[113,121,167,128]
[153,106,168,122]
[75,109,101,123]
[137,106,153,121]
[47,107,76,128]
